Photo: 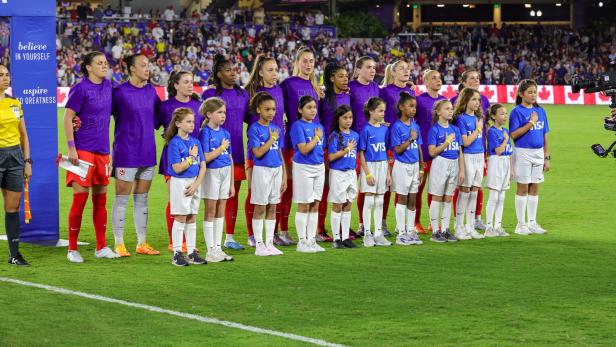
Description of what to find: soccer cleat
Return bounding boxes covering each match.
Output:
[224,241,245,250]
[363,231,376,247]
[332,239,345,249]
[217,248,234,261]
[455,224,472,240]
[296,240,317,253]
[474,217,488,231]
[396,233,411,245]
[430,231,447,243]
[255,244,272,256]
[356,224,365,237]
[514,223,532,235]
[273,233,289,246]
[348,229,358,240]
[496,227,510,237]
[382,221,392,237]
[415,223,428,235]
[114,244,131,257]
[187,250,207,265]
[247,235,256,247]
[309,239,326,252]
[136,243,160,255]
[95,247,120,259]
[484,226,499,238]
[67,250,84,263]
[266,243,284,255]
[442,229,458,242]
[279,230,297,245]
[409,230,423,245]
[342,239,357,248]
[205,249,226,263]
[8,253,30,266]
[467,226,485,239]
[528,223,547,234]
[171,251,189,266]
[317,232,334,242]
[374,234,392,246]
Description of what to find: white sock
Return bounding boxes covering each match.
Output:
[429,201,442,233]
[495,191,506,228]
[441,201,452,231]
[406,209,416,233]
[527,195,538,225]
[515,195,528,225]
[133,193,148,245]
[373,195,384,237]
[295,212,308,241]
[171,221,185,252]
[307,212,319,241]
[111,194,129,246]
[203,221,214,251]
[224,233,236,244]
[466,191,478,229]
[456,191,469,227]
[265,219,276,245]
[252,218,264,245]
[214,217,224,249]
[185,222,196,254]
[341,211,351,240]
[395,204,406,233]
[330,211,342,241]
[486,189,499,228]
[362,195,375,235]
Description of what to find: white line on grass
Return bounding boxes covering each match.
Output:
[0,277,346,347]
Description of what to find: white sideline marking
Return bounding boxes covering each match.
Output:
[0,277,347,347]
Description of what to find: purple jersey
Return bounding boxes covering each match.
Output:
[319,92,351,137]
[156,97,204,176]
[450,92,491,117]
[202,87,250,164]
[248,85,285,130]
[65,78,112,154]
[415,92,446,161]
[379,84,415,125]
[349,80,379,133]
[280,76,320,149]
[111,82,161,167]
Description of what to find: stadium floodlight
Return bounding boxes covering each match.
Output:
[525,3,532,8]
[463,4,469,7]
[437,4,445,7]
[530,10,536,16]
[556,3,562,6]
[599,2,603,7]
[537,10,542,16]
[406,4,410,7]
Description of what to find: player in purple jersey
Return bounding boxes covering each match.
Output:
[156,71,204,252]
[414,69,447,234]
[63,52,118,263]
[201,54,250,250]
[111,54,161,257]
[349,56,380,236]
[279,47,323,244]
[243,55,288,247]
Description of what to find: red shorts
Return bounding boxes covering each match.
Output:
[423,160,432,173]
[234,163,246,181]
[355,156,361,175]
[245,159,254,169]
[66,150,110,187]
[387,150,395,167]
[323,149,330,170]
[283,148,294,166]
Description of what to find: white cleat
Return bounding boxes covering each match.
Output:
[455,224,472,240]
[217,248,234,261]
[484,226,500,238]
[363,231,376,247]
[515,223,532,235]
[408,230,423,245]
[374,234,392,246]
[205,248,226,263]
[266,243,284,256]
[528,223,547,234]
[396,233,411,245]
[496,226,510,237]
[67,250,84,263]
[309,239,326,252]
[467,225,485,239]
[296,240,317,253]
[255,244,272,256]
[95,247,120,258]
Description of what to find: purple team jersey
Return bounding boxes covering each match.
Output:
[248,85,285,130]
[380,84,415,125]
[156,97,204,176]
[280,76,320,148]
[319,92,351,137]
[415,92,447,161]
[349,80,380,133]
[202,87,250,164]
[65,78,113,154]
[111,82,161,167]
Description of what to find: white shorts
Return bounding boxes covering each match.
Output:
[428,156,459,197]
[328,169,358,204]
[114,166,155,182]
[486,155,511,191]
[512,147,544,184]
[251,165,283,205]
[391,160,420,196]
[170,176,201,215]
[201,166,231,200]
[360,161,388,194]
[462,153,484,188]
[292,162,325,203]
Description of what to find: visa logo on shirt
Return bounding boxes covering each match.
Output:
[370,142,387,152]
[407,142,418,150]
[532,121,545,131]
[344,148,357,158]
[306,137,323,146]
[506,143,513,152]
[467,130,482,139]
[261,140,279,150]
[182,156,199,165]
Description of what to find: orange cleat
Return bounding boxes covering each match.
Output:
[415,223,428,235]
[136,243,160,255]
[114,244,131,257]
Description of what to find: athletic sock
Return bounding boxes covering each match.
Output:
[330,211,342,241]
[318,186,329,233]
[415,178,426,224]
[441,201,452,231]
[252,218,264,245]
[373,195,384,237]
[69,192,88,251]
[357,192,365,224]
[307,212,319,241]
[214,217,224,250]
[486,189,499,228]
[395,203,406,233]
[265,220,276,245]
[341,211,351,240]
[429,201,442,233]
[406,209,416,232]
[475,188,484,218]
[5,212,20,257]
[171,221,185,252]
[515,195,528,225]
[527,195,539,225]
[295,212,308,241]
[245,191,255,236]
[382,191,391,224]
[165,201,174,243]
[91,193,108,251]
[466,191,478,229]
[362,195,375,234]
[225,183,239,234]
[133,193,148,245]
[495,191,506,229]
[456,191,469,227]
[203,221,214,251]
[185,223,196,254]
[280,179,292,231]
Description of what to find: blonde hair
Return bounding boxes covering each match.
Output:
[423,69,439,82]
[199,97,226,127]
[163,108,195,144]
[432,99,452,124]
[381,60,408,87]
[292,46,323,98]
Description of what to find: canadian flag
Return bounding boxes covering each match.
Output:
[480,85,498,103]
[564,85,584,105]
[57,87,70,107]
[194,86,204,96]
[537,85,554,104]
[506,85,518,104]
[415,84,427,95]
[595,91,612,105]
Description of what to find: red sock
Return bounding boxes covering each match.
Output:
[476,188,483,217]
[165,201,174,244]
[427,193,433,207]
[317,185,329,233]
[415,179,426,224]
[280,179,292,231]
[357,192,365,224]
[245,190,254,236]
[382,191,391,222]
[225,181,241,235]
[394,193,398,205]
[275,204,281,233]
[68,192,88,251]
[91,193,108,251]
[452,188,460,215]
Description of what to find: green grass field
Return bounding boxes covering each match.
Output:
[1,104,616,346]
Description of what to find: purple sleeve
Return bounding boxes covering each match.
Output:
[65,84,84,114]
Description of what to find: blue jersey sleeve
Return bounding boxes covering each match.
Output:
[390,124,402,147]
[509,107,522,133]
[427,126,438,146]
[327,132,340,153]
[358,127,368,151]
[487,127,498,153]
[456,116,468,136]
[199,128,210,153]
[167,139,182,166]
[290,122,305,147]
[247,125,260,154]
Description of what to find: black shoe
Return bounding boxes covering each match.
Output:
[342,239,357,248]
[172,251,189,266]
[332,240,345,249]
[430,231,447,243]
[348,229,358,240]
[8,253,30,266]
[187,250,207,265]
[442,229,458,242]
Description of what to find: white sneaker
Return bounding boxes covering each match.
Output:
[266,243,284,256]
[67,250,84,263]
[374,234,392,246]
[408,230,423,245]
[363,231,376,247]
[496,226,510,237]
[206,248,226,263]
[309,239,326,252]
[255,244,272,256]
[396,233,411,245]
[484,226,499,238]
[296,240,317,253]
[467,225,485,239]
[95,247,120,258]
[455,224,472,240]
[217,248,234,261]
[515,223,532,235]
[528,223,547,234]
